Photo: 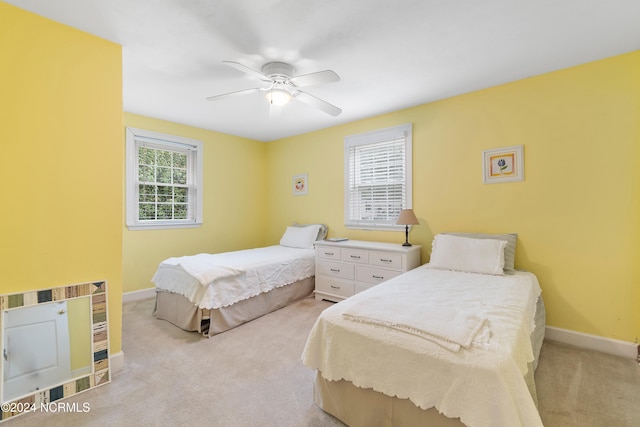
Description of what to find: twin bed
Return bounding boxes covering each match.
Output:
[303,232,546,427]
[152,227,545,426]
[152,223,326,337]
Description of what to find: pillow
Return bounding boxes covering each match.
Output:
[280,225,321,249]
[444,232,517,274]
[428,234,506,275]
[293,222,328,241]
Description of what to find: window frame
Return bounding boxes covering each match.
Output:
[343,123,413,231]
[125,127,203,230]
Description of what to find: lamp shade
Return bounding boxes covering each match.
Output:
[396,209,419,225]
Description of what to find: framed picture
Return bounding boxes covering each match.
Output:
[482,145,524,184]
[292,173,308,195]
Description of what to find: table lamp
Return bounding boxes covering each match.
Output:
[395,209,419,247]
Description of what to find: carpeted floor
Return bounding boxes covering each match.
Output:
[6,296,640,426]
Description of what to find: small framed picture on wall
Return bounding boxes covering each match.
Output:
[482,145,524,184]
[293,173,308,195]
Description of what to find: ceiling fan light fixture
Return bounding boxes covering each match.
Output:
[211,61,341,115]
[265,88,291,106]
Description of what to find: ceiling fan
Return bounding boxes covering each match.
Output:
[207,61,342,116]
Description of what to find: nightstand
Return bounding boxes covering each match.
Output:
[314,240,421,302]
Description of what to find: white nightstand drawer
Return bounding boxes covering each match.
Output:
[314,240,421,302]
[317,247,341,260]
[370,252,403,270]
[316,277,354,299]
[341,248,369,264]
[317,260,355,280]
[356,266,402,285]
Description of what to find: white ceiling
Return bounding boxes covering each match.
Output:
[6,0,640,141]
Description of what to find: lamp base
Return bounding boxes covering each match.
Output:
[402,225,412,247]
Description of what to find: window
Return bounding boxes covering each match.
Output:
[344,123,412,230]
[126,127,203,230]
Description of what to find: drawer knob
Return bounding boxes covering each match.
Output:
[330,285,340,290]
[373,275,384,280]
[325,252,334,256]
[330,268,341,273]
[380,259,392,263]
[350,255,360,259]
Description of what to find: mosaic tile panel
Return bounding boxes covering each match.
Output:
[0,281,110,422]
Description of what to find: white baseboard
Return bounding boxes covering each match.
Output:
[110,351,125,374]
[545,326,638,360]
[122,287,155,303]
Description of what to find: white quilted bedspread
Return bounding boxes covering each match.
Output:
[302,265,543,427]
[152,245,315,309]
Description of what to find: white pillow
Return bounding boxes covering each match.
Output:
[444,232,517,274]
[279,225,321,249]
[428,234,506,275]
[293,222,328,241]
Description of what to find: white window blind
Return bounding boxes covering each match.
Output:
[126,128,203,230]
[344,124,412,230]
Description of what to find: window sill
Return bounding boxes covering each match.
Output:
[126,222,202,231]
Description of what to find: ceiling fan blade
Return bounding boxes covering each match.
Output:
[223,61,271,83]
[206,88,261,101]
[290,70,340,87]
[294,91,342,116]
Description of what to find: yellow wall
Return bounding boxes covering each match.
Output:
[267,51,640,343]
[122,114,268,293]
[67,297,92,373]
[0,3,124,353]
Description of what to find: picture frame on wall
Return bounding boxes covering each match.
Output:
[482,145,524,184]
[293,173,308,195]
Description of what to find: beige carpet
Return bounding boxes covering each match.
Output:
[6,296,640,426]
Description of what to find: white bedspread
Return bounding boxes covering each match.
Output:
[152,245,315,309]
[343,296,489,352]
[302,266,543,427]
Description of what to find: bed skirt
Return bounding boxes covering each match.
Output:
[154,277,314,337]
[314,372,464,426]
[313,297,546,427]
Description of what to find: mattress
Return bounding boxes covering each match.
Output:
[302,265,545,427]
[151,245,316,309]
